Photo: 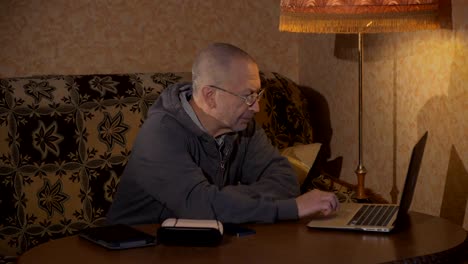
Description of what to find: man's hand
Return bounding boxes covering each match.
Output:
[296,189,339,218]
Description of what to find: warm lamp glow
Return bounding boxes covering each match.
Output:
[279,0,441,33]
[279,0,445,200]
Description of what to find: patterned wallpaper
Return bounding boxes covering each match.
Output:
[0,0,466,230]
[0,0,299,79]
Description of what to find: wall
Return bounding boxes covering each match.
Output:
[1,0,466,230]
[298,0,468,229]
[0,0,299,79]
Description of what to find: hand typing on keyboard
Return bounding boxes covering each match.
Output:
[295,189,339,218]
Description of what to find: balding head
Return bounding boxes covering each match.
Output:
[192,43,257,93]
[188,43,261,136]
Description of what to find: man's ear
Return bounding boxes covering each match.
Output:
[201,85,217,109]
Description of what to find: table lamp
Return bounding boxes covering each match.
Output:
[279,0,442,200]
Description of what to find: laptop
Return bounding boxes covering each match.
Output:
[307,131,428,232]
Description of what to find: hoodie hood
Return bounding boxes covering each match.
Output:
[148,82,206,138]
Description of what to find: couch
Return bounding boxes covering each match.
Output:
[0,71,382,261]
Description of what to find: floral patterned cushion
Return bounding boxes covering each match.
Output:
[0,71,314,258]
[309,174,389,204]
[257,72,313,149]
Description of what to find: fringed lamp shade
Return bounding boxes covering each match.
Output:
[279,0,441,33]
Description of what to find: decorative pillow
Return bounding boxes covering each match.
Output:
[281,143,322,185]
[255,72,314,150]
[281,144,388,204]
[309,174,357,203]
[308,174,388,204]
[282,143,322,168]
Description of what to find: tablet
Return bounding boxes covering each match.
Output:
[79,224,157,250]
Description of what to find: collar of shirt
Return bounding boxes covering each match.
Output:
[179,88,225,147]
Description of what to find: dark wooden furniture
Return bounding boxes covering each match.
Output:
[18,212,467,264]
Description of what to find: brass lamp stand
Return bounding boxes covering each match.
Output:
[355,32,367,200]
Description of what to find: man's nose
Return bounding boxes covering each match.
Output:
[249,99,260,113]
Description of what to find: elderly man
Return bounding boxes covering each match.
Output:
[107,43,338,225]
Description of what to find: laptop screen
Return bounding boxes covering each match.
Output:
[394,132,428,225]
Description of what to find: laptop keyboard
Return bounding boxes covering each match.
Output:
[347,205,399,227]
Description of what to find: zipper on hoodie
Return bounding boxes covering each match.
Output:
[218,149,226,184]
[218,144,232,186]
[215,134,236,186]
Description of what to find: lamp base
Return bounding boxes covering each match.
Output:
[355,165,368,200]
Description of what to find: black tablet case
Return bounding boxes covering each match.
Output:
[79,224,156,250]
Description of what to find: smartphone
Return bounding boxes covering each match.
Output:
[223,223,256,237]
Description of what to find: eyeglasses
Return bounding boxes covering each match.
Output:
[207,85,264,107]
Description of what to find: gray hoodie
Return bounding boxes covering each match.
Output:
[107,83,299,225]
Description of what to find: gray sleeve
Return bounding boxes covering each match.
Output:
[224,122,300,220]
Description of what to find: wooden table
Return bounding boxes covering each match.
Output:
[18,212,467,264]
